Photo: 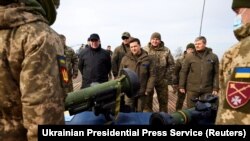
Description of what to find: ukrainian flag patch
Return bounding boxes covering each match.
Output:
[57,55,69,87]
[235,67,250,79]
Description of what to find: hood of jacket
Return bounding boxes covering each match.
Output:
[0,0,53,28]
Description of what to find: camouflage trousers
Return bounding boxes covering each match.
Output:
[0,120,28,141]
[145,79,168,112]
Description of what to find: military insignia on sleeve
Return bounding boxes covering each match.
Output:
[57,55,69,87]
[226,81,250,109]
[234,67,250,79]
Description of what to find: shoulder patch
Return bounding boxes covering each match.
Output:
[234,67,250,79]
[226,81,250,109]
[57,55,69,87]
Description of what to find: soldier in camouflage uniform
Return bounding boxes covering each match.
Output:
[0,0,66,141]
[173,43,195,111]
[119,38,155,112]
[112,32,132,78]
[112,32,131,111]
[216,0,250,125]
[143,32,175,112]
[60,34,79,93]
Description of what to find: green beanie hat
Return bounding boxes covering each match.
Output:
[186,43,195,50]
[151,32,161,40]
[232,0,250,10]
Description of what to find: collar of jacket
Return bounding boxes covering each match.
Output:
[194,47,211,57]
[148,41,165,51]
[125,49,148,60]
[89,45,101,51]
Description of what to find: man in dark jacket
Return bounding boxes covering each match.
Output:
[112,32,131,78]
[179,36,219,108]
[173,43,195,111]
[106,45,113,56]
[78,33,111,88]
[119,38,155,112]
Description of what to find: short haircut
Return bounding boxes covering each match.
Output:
[129,38,141,46]
[195,36,207,44]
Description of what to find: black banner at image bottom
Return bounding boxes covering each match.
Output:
[38,125,250,140]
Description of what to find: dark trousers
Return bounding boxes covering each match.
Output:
[186,91,211,108]
[175,91,186,111]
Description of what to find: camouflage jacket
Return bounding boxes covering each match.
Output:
[0,3,65,141]
[216,23,250,125]
[179,48,219,93]
[143,42,175,83]
[111,43,130,77]
[119,49,155,94]
[64,46,78,77]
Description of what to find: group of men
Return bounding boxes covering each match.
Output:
[113,32,219,115]
[0,0,250,140]
[110,31,175,113]
[76,31,171,113]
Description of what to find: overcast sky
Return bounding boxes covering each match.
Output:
[52,0,237,59]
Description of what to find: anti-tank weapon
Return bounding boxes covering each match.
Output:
[65,68,140,121]
[149,94,218,125]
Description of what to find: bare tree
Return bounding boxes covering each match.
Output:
[174,46,183,59]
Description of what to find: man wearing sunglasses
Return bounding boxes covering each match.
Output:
[112,32,132,79]
[112,32,132,112]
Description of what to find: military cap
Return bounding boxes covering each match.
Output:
[121,32,131,38]
[89,33,100,40]
[232,0,250,10]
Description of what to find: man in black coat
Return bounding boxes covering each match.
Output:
[78,33,111,88]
